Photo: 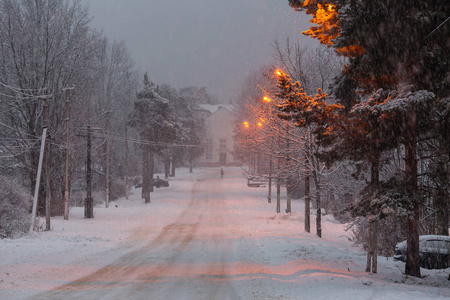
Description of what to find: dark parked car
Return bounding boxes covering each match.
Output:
[134,178,169,189]
[153,178,169,188]
[394,235,450,269]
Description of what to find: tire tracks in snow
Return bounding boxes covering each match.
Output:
[36,169,241,300]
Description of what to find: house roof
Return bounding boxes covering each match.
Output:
[198,104,234,114]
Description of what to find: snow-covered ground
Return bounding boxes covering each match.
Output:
[0,167,449,299]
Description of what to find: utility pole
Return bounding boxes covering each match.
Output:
[85,126,94,218]
[125,124,129,200]
[77,126,103,218]
[44,96,51,231]
[63,88,72,220]
[29,128,48,233]
[105,111,110,208]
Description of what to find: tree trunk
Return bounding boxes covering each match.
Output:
[305,175,310,233]
[435,146,449,236]
[372,219,378,274]
[276,181,281,213]
[366,218,378,273]
[268,158,272,203]
[366,157,380,273]
[164,158,170,179]
[170,157,175,177]
[142,144,151,203]
[149,152,154,193]
[316,190,322,238]
[286,177,291,213]
[404,112,420,277]
[435,188,449,236]
[313,169,322,238]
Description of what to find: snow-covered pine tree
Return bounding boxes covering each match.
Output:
[288,0,449,277]
[275,69,342,238]
[128,73,177,203]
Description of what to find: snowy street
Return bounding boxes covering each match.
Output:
[1,168,449,299]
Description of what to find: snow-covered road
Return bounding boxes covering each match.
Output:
[40,173,242,299]
[1,167,449,300]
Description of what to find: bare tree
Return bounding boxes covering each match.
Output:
[273,38,342,94]
[0,0,108,216]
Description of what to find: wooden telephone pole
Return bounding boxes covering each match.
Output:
[105,111,110,208]
[85,126,94,218]
[63,88,72,220]
[44,96,51,231]
[77,126,104,218]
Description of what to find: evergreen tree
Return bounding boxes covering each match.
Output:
[129,73,177,203]
[275,69,342,237]
[288,0,449,277]
[156,84,205,175]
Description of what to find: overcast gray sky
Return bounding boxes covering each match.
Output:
[82,0,317,102]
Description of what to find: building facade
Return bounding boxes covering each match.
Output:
[197,105,238,167]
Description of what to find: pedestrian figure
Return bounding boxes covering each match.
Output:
[220,168,224,179]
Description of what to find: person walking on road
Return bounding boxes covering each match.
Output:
[220,168,224,179]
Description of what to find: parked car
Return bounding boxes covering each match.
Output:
[134,178,169,189]
[393,235,450,269]
[153,178,169,188]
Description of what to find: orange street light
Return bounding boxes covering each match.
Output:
[276,69,284,76]
[257,122,263,127]
[243,121,249,128]
[263,96,271,103]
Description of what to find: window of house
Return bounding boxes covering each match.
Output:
[205,139,213,160]
[219,138,226,150]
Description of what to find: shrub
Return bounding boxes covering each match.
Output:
[0,176,32,239]
[110,179,127,201]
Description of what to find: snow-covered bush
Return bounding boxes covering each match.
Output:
[0,176,32,239]
[70,190,85,207]
[347,215,407,257]
[110,179,127,201]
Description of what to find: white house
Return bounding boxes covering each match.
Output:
[197,104,238,167]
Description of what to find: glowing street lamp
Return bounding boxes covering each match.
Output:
[263,96,271,103]
[276,69,284,76]
[243,121,249,128]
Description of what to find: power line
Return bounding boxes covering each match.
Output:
[106,133,203,148]
[0,97,41,115]
[0,137,42,159]
[0,120,42,139]
[424,16,450,40]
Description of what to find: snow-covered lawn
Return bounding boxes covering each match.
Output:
[0,167,448,299]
